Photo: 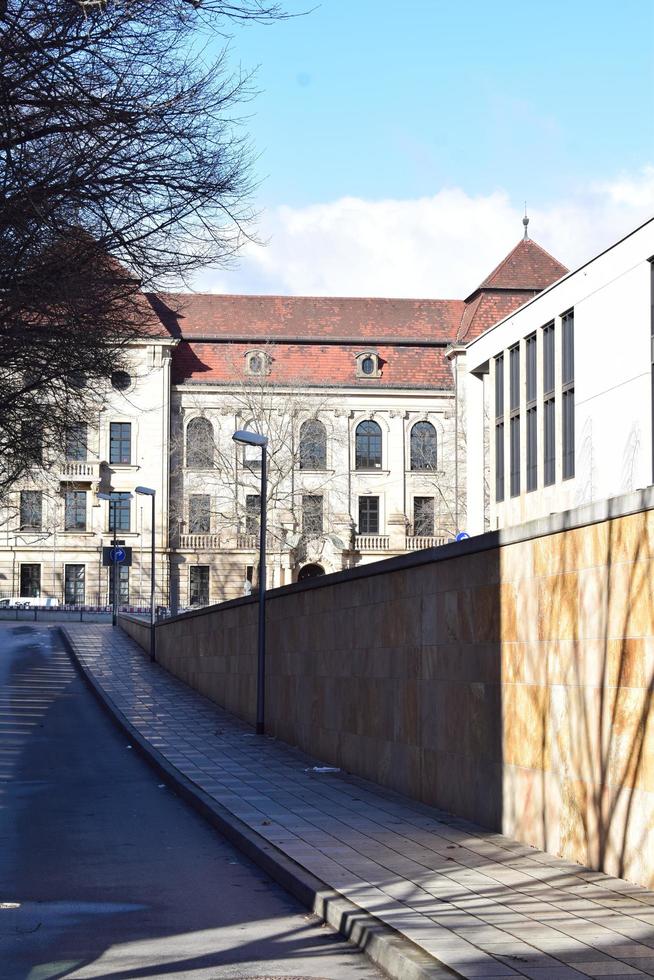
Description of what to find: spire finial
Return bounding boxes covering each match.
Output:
[522,202,529,240]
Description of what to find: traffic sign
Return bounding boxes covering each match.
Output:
[102,546,132,567]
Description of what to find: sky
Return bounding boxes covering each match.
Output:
[191,0,654,298]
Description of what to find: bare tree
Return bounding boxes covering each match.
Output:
[0,0,288,495]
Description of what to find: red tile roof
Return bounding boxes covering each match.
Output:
[147,293,465,342]
[474,238,568,293]
[172,341,453,390]
[149,235,567,389]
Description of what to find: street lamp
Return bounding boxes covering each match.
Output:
[135,486,156,662]
[232,428,268,736]
[98,491,133,626]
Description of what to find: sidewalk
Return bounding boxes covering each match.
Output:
[62,624,654,980]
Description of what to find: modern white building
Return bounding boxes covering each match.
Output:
[465,216,654,534]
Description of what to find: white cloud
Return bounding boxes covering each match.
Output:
[191,167,654,298]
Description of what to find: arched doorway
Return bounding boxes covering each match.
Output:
[297,563,325,581]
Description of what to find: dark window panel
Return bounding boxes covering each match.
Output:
[109,565,129,605]
[188,494,211,534]
[65,564,85,604]
[510,416,520,497]
[562,310,575,386]
[186,418,214,469]
[509,345,520,411]
[495,423,505,503]
[544,398,556,486]
[526,334,537,403]
[543,323,555,394]
[358,496,379,534]
[563,388,575,480]
[109,422,131,464]
[526,407,537,492]
[109,492,131,532]
[65,490,86,530]
[302,495,323,536]
[414,496,435,536]
[20,490,42,530]
[189,566,210,606]
[65,423,88,461]
[410,422,437,470]
[299,419,327,470]
[495,354,504,419]
[355,420,382,469]
[20,564,41,597]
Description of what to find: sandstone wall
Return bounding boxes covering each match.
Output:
[147,490,654,887]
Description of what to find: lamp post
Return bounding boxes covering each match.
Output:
[232,428,268,735]
[135,486,156,662]
[98,491,132,626]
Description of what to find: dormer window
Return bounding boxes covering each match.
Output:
[245,350,270,376]
[355,351,381,379]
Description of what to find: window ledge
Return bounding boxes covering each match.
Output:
[353,469,390,476]
[109,463,140,471]
[299,468,335,475]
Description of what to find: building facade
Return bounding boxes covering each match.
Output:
[0,227,567,610]
[465,216,654,534]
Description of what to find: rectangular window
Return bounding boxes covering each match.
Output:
[65,564,85,604]
[109,422,131,464]
[245,495,260,535]
[20,564,41,597]
[189,565,210,607]
[108,492,131,532]
[495,422,505,503]
[65,423,88,461]
[509,345,520,496]
[509,344,520,411]
[544,397,556,486]
[358,496,379,534]
[510,415,520,497]
[64,491,86,531]
[302,494,323,536]
[562,310,575,480]
[189,494,211,534]
[109,564,129,606]
[526,334,537,492]
[414,496,435,536]
[543,322,556,486]
[543,322,555,394]
[494,354,505,503]
[20,490,42,530]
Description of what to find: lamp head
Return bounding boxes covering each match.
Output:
[135,486,156,496]
[232,429,268,448]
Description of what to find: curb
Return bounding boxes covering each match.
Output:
[60,627,459,980]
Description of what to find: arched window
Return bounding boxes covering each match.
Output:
[186,417,214,469]
[299,419,327,470]
[355,420,382,469]
[410,421,437,470]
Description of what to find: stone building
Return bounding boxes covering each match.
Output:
[0,225,566,609]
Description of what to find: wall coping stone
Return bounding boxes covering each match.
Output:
[160,485,654,627]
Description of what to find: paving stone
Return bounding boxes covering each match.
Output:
[62,624,654,980]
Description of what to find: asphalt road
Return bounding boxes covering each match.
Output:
[0,624,382,980]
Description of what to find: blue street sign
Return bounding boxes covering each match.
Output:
[110,547,126,563]
[455,532,470,542]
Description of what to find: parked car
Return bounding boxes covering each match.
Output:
[0,597,60,610]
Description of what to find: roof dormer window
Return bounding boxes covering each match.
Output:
[355,351,381,379]
[245,350,270,376]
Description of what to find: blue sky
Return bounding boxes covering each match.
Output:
[194,0,654,296]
